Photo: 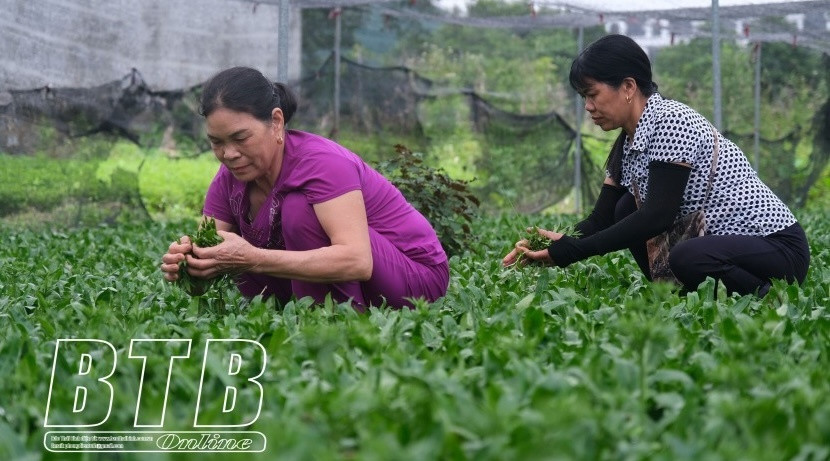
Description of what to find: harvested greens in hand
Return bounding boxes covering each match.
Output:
[177,217,224,295]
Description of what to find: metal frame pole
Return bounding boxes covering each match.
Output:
[333,6,342,139]
[712,0,722,130]
[574,26,584,215]
[277,0,290,82]
[753,41,762,172]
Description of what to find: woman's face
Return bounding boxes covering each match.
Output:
[205,108,280,181]
[580,78,630,132]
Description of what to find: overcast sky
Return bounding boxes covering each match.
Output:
[433,0,815,13]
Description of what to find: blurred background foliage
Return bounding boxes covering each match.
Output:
[1,0,828,229]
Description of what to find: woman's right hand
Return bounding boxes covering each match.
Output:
[502,238,530,267]
[502,227,562,267]
[160,235,193,282]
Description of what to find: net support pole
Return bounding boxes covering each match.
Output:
[333,6,342,139]
[712,0,723,130]
[753,41,762,172]
[574,26,584,215]
[277,0,290,82]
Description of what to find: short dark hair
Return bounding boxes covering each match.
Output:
[569,34,657,97]
[570,35,658,183]
[199,66,297,124]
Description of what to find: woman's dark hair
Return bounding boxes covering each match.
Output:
[199,66,297,124]
[569,34,658,182]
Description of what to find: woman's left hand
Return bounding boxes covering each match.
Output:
[186,230,256,278]
[502,227,564,267]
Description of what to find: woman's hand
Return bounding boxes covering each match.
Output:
[502,227,564,267]
[160,235,192,282]
[186,230,256,279]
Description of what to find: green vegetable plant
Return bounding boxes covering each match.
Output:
[511,224,582,268]
[375,144,480,257]
[1,210,829,459]
[524,225,552,251]
[176,217,228,296]
[511,226,552,268]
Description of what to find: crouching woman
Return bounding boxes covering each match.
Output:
[160,67,448,309]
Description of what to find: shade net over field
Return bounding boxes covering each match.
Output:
[1,0,829,218]
[0,70,204,153]
[0,57,606,214]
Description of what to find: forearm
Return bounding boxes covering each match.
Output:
[574,183,626,238]
[549,162,691,267]
[550,205,674,267]
[248,244,373,283]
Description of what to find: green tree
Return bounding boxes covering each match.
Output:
[301,7,367,73]
[654,38,828,206]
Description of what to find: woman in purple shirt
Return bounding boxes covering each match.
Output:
[160,66,448,309]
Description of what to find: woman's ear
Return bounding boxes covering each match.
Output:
[271,107,284,129]
[623,77,638,98]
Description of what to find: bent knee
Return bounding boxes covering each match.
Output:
[668,240,698,276]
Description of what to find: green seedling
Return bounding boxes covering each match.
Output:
[177,217,225,295]
[513,226,552,268]
[512,225,582,268]
[525,226,553,251]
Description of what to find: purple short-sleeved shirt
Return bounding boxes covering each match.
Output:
[202,130,447,266]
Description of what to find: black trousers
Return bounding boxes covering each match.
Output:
[614,192,810,296]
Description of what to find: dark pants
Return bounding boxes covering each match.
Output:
[614,192,810,296]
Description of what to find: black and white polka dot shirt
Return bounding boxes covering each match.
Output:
[617,93,796,236]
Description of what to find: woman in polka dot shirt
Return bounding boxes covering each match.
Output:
[503,34,810,297]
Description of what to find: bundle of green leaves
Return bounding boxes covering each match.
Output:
[525,226,552,251]
[513,226,551,267]
[176,217,226,295]
[512,225,582,268]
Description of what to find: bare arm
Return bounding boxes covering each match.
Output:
[188,190,373,283]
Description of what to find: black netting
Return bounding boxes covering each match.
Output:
[468,94,589,213]
[3,51,829,214]
[292,56,430,140]
[2,0,829,220]
[0,69,204,155]
[288,55,599,212]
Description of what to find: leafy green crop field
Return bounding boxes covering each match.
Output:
[1,211,829,460]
